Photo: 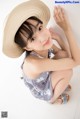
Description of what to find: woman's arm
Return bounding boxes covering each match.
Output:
[54,6,80,64]
[24,56,77,76]
[49,28,71,57]
[64,28,80,62]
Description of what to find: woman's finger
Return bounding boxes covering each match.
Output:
[57,6,64,21]
[54,6,61,22]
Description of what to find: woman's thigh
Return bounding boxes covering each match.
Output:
[50,49,73,94]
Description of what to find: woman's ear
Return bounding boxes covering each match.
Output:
[23,46,33,51]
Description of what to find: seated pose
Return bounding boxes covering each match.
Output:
[3,1,80,104]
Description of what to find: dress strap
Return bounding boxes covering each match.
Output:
[48,48,55,59]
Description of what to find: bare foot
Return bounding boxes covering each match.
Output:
[55,94,70,104]
[49,93,70,104]
[64,84,71,92]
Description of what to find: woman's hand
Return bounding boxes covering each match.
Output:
[54,6,71,31]
[49,27,60,40]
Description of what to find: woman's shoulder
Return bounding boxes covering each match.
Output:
[23,55,39,69]
[24,55,40,65]
[22,55,41,79]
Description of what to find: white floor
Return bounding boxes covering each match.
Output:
[0,0,80,119]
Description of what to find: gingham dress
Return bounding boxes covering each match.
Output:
[21,48,54,101]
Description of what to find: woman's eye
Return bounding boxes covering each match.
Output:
[31,37,35,42]
[39,26,43,31]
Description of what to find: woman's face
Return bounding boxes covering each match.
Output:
[25,19,53,52]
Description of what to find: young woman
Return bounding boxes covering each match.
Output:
[3,1,80,104]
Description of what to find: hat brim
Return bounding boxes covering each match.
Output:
[2,0,50,58]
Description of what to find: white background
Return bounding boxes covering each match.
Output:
[0,0,80,119]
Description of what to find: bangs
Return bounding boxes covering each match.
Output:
[15,16,43,48]
[19,16,43,42]
[19,21,37,42]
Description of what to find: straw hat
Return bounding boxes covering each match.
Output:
[2,0,50,58]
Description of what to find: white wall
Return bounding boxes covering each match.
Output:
[0,0,80,119]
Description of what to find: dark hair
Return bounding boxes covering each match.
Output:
[14,16,43,56]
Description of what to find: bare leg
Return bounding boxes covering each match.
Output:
[49,69,73,103]
[53,50,69,59]
[49,50,73,103]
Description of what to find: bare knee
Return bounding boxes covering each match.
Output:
[59,50,69,58]
[54,50,69,59]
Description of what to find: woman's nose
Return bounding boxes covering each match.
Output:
[36,30,47,43]
[37,33,44,42]
[40,38,45,43]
